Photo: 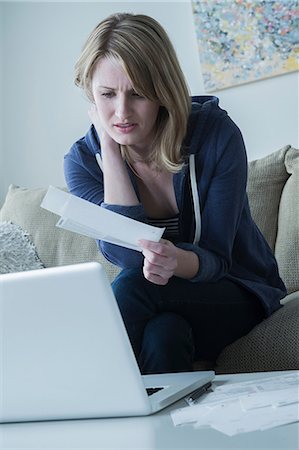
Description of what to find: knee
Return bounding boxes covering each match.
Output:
[140,313,194,373]
[111,268,158,318]
[145,313,192,348]
[112,268,144,295]
[112,268,143,309]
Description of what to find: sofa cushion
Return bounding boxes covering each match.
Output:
[0,185,120,281]
[247,145,292,252]
[215,296,299,373]
[275,147,299,293]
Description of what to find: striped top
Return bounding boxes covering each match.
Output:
[147,215,180,241]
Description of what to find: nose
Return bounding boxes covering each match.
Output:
[115,95,132,121]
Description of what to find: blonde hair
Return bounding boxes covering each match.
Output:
[75,13,191,172]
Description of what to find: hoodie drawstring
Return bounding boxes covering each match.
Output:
[189,154,201,245]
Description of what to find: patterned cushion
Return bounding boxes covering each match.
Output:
[0,221,44,274]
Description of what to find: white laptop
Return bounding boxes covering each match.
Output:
[0,262,214,422]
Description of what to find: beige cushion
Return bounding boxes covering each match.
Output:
[0,185,120,282]
[247,145,291,251]
[275,148,299,293]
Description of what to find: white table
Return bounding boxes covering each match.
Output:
[0,371,298,450]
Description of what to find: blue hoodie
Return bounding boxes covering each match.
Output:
[64,96,286,316]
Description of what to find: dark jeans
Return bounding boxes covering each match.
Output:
[112,268,265,374]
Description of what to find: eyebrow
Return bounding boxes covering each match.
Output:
[99,86,115,90]
[98,85,136,92]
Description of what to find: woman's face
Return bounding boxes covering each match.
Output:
[91,57,160,154]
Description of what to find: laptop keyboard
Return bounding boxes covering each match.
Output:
[146,387,164,396]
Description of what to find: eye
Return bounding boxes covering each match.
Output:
[101,92,114,98]
[132,92,144,99]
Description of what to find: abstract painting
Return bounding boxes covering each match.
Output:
[192,0,299,91]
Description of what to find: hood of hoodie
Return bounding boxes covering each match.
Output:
[184,96,228,154]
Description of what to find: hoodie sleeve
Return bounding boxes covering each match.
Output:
[64,128,147,269]
[176,116,248,283]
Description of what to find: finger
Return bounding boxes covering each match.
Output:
[143,258,173,278]
[138,239,169,256]
[142,248,166,267]
[142,267,169,285]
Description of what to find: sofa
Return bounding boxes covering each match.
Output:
[1,145,298,374]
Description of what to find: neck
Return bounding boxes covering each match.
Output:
[126,145,152,163]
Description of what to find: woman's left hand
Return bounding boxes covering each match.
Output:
[138,239,178,285]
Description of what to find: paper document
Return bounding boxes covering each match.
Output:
[171,372,299,436]
[41,186,165,251]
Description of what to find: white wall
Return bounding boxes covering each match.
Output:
[1,1,298,205]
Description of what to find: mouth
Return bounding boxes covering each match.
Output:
[114,123,137,133]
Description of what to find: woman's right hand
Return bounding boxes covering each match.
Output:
[88,104,120,153]
[88,104,138,205]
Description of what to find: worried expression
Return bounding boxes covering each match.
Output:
[91,57,161,153]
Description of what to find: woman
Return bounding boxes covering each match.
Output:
[64,13,286,374]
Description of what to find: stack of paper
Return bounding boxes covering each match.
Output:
[41,186,165,251]
[171,372,299,436]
